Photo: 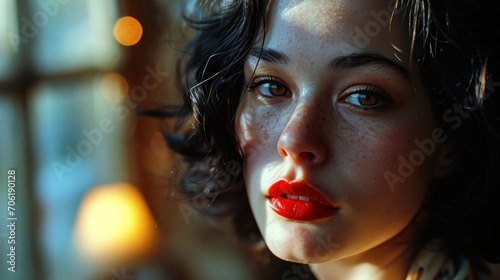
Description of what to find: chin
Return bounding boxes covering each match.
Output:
[266,239,339,264]
[262,220,342,264]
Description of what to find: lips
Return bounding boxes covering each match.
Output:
[267,179,338,221]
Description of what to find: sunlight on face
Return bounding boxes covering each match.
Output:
[235,0,451,267]
[281,0,347,38]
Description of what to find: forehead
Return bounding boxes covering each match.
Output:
[264,0,410,63]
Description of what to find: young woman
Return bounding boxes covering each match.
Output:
[146,0,500,278]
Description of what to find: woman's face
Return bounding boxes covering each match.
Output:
[235,0,449,264]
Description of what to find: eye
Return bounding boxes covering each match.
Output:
[341,86,394,112]
[345,93,379,107]
[248,76,290,99]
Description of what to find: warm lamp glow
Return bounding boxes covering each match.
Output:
[73,183,157,263]
[113,16,143,46]
[99,72,129,103]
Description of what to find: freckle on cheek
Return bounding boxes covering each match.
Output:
[260,111,277,141]
[257,123,269,141]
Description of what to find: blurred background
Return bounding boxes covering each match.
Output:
[0,0,299,279]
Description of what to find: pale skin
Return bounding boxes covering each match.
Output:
[235,0,453,279]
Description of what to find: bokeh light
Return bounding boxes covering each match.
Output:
[73,183,158,264]
[113,16,143,46]
[99,72,129,103]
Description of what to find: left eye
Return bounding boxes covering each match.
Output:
[248,76,290,99]
[344,92,381,107]
[258,82,288,97]
[341,87,394,111]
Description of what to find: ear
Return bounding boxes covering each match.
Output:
[433,142,456,178]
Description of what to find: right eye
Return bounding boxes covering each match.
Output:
[248,76,290,99]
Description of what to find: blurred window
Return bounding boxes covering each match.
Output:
[0,1,128,279]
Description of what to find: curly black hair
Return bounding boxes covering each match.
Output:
[142,0,500,263]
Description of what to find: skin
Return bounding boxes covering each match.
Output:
[235,0,452,279]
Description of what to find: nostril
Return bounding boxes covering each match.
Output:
[279,148,288,158]
[299,151,315,161]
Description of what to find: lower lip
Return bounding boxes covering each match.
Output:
[267,196,337,221]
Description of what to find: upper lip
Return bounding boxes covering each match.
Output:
[267,179,338,208]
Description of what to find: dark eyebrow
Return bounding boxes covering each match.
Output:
[248,47,290,64]
[329,53,410,79]
[248,47,410,79]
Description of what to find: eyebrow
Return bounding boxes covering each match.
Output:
[248,47,410,79]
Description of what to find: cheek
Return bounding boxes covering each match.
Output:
[347,144,389,195]
[336,101,437,182]
[236,105,284,166]
[336,118,434,194]
[361,128,415,171]
[336,124,431,230]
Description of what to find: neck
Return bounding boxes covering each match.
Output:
[309,231,418,280]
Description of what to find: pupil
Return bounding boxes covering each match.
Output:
[269,83,285,96]
[359,94,377,106]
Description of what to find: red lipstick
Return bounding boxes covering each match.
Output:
[267,180,338,221]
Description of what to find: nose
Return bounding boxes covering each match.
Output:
[277,105,328,165]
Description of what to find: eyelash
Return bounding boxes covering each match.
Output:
[247,76,395,112]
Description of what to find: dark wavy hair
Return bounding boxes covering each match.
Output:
[142,0,500,263]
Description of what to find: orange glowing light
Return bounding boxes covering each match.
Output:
[113,16,143,46]
[73,183,158,264]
